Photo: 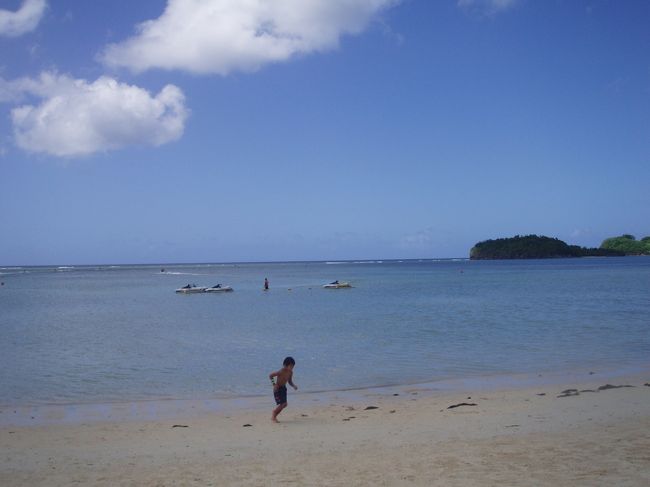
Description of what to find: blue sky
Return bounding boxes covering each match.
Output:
[1,0,649,265]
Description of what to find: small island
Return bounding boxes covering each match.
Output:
[600,234,650,255]
[469,235,626,260]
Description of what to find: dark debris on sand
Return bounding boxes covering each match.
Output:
[557,389,580,398]
[598,384,634,391]
[447,402,477,409]
[557,384,636,398]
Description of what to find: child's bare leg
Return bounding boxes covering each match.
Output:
[272,403,287,422]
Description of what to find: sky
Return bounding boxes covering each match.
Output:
[0,0,649,265]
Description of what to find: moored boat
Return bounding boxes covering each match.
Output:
[204,284,233,293]
[323,281,352,289]
[175,284,207,294]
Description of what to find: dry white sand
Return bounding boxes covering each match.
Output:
[2,373,649,486]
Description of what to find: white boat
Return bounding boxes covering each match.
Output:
[323,281,352,289]
[175,285,207,294]
[204,285,233,293]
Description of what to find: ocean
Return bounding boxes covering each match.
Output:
[1,257,649,407]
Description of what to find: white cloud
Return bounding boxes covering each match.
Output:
[1,72,188,157]
[400,227,435,250]
[569,228,594,240]
[457,0,518,15]
[0,78,20,102]
[0,0,47,37]
[101,0,398,75]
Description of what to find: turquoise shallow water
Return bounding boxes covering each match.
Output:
[1,257,649,406]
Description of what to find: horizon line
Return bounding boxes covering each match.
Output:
[0,257,471,268]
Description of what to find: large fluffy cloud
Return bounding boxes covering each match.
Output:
[2,72,188,157]
[0,0,47,37]
[101,0,397,75]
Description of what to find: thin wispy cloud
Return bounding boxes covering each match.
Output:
[101,0,399,75]
[457,0,518,16]
[1,72,188,157]
[0,0,47,37]
[400,227,435,250]
[0,77,24,102]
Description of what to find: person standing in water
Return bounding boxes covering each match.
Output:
[264,277,269,290]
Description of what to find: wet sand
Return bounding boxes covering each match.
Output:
[1,372,649,486]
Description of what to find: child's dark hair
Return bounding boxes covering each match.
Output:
[283,356,295,366]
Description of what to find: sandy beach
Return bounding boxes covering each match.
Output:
[2,371,649,486]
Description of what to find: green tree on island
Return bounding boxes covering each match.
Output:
[600,235,650,255]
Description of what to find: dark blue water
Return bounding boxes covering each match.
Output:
[1,257,649,406]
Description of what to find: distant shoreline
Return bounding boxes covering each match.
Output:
[6,255,650,270]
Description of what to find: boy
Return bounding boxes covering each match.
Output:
[269,357,298,422]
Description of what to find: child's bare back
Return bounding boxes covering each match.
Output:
[273,367,293,388]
